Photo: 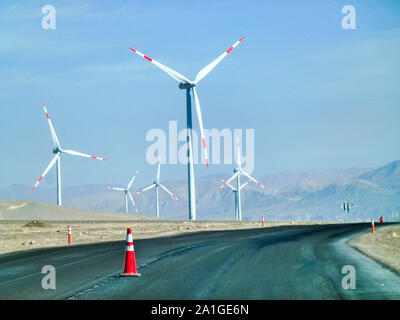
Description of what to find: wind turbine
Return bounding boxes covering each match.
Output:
[107,169,140,214]
[219,176,251,221]
[134,159,180,218]
[128,36,245,220]
[32,102,107,206]
[218,139,265,221]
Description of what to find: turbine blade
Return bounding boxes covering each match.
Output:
[241,171,266,190]
[159,183,180,201]
[127,168,140,190]
[134,183,156,195]
[63,149,107,161]
[240,179,251,190]
[220,179,236,191]
[42,102,61,149]
[128,47,192,84]
[128,192,139,214]
[195,36,245,83]
[227,181,237,190]
[156,158,161,182]
[32,153,60,190]
[192,87,209,168]
[217,172,239,191]
[236,138,242,169]
[107,187,125,191]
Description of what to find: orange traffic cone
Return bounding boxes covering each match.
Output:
[68,226,72,244]
[121,228,140,277]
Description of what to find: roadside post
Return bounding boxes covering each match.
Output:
[68,226,72,244]
[262,216,264,228]
[371,219,375,234]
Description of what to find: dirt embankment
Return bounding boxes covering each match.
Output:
[349,224,400,275]
[0,200,331,255]
[0,200,150,221]
[0,220,301,255]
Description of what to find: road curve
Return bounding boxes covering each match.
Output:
[0,223,399,300]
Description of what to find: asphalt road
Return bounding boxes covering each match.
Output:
[1,223,399,300]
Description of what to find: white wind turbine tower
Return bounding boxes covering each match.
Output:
[128,36,245,220]
[107,169,140,214]
[219,176,251,221]
[134,159,180,218]
[218,139,266,221]
[32,102,107,206]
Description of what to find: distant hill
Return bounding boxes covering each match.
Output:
[356,160,400,191]
[1,161,399,221]
[0,200,152,221]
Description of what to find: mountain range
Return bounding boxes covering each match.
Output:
[1,160,400,221]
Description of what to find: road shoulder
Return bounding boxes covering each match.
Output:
[348,224,400,276]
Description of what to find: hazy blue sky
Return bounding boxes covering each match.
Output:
[0,0,399,189]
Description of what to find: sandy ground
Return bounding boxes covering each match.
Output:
[0,200,151,221]
[349,224,400,275]
[0,200,329,255]
[0,220,315,255]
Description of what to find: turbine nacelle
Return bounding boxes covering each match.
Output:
[179,82,195,90]
[53,147,61,154]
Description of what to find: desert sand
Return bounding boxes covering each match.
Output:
[349,224,400,275]
[0,200,312,255]
[0,220,291,254]
[0,200,151,221]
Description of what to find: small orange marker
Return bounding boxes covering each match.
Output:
[371,219,375,234]
[68,225,72,244]
[262,216,264,228]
